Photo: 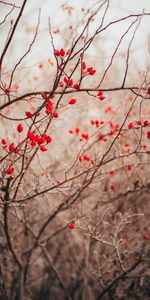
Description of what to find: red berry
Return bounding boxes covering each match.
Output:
[81,133,89,140]
[9,143,15,152]
[30,140,36,147]
[64,76,68,83]
[58,81,64,87]
[40,146,47,152]
[75,127,80,134]
[68,223,75,229]
[38,63,43,69]
[147,131,150,139]
[17,123,23,133]
[68,79,73,87]
[59,48,65,57]
[99,134,104,140]
[87,67,96,75]
[45,136,52,143]
[81,62,86,70]
[41,91,48,100]
[109,170,115,176]
[3,145,7,150]
[14,148,19,154]
[53,112,59,118]
[1,138,7,145]
[46,100,53,111]
[54,49,60,56]
[127,165,133,171]
[25,111,33,118]
[91,120,95,125]
[69,98,77,105]
[147,89,150,95]
[37,137,45,144]
[5,88,10,94]
[143,120,149,126]
[143,233,148,240]
[98,91,103,97]
[74,83,79,89]
[69,130,74,134]
[99,96,105,101]
[95,120,99,127]
[110,183,115,191]
[128,122,134,129]
[6,167,14,175]
[27,131,33,139]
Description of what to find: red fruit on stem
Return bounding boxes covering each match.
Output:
[99,96,105,100]
[54,49,60,56]
[46,136,52,143]
[74,83,79,89]
[17,123,23,133]
[41,91,48,100]
[143,233,148,240]
[110,184,115,191]
[69,98,77,105]
[81,62,86,70]
[9,143,15,152]
[30,140,36,147]
[68,223,75,229]
[75,127,80,134]
[1,138,7,145]
[5,87,10,94]
[53,112,59,118]
[27,131,33,139]
[128,122,134,129]
[6,167,14,175]
[40,146,47,152]
[69,130,74,134]
[109,170,115,176]
[38,137,45,145]
[127,165,133,171]
[147,131,150,139]
[59,48,65,57]
[25,111,33,118]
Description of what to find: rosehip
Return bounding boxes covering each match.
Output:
[6,167,14,175]
[17,124,23,133]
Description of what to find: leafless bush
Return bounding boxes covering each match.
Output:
[0,1,150,299]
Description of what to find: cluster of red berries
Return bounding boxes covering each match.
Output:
[1,141,15,175]
[69,129,89,141]
[81,61,96,76]
[147,131,150,139]
[128,120,149,130]
[98,134,107,142]
[97,91,105,100]
[54,48,66,57]
[1,124,24,152]
[1,140,20,153]
[104,106,113,113]
[58,77,80,90]
[79,155,91,162]
[27,131,52,151]
[91,119,105,127]
[69,128,80,135]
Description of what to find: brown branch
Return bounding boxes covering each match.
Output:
[2,177,22,268]
[96,256,144,299]
[0,86,147,112]
[0,0,28,75]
